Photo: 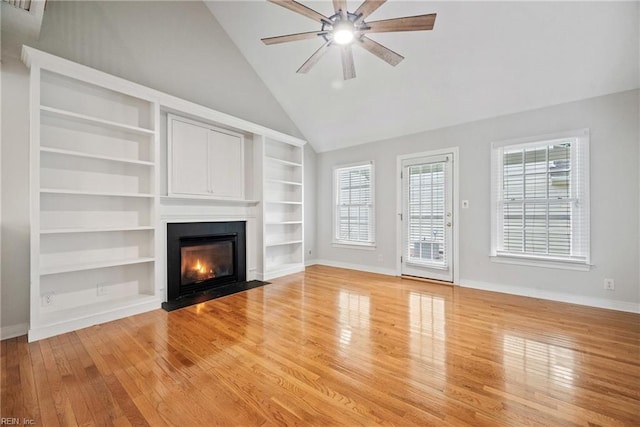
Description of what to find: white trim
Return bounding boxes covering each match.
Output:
[314,259,397,277]
[491,254,591,271]
[331,242,376,250]
[491,128,590,149]
[461,279,640,314]
[396,147,460,284]
[28,299,161,342]
[1,323,29,340]
[305,258,319,267]
[159,214,255,221]
[262,264,305,281]
[160,196,258,206]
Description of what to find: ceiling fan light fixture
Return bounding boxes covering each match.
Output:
[332,21,355,45]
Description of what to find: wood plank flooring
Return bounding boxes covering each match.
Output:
[2,265,639,426]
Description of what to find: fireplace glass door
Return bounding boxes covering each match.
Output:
[180,238,234,288]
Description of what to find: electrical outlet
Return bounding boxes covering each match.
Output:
[42,293,55,307]
[604,278,615,290]
[308,249,312,255]
[462,200,469,209]
[97,283,108,296]
[378,254,384,262]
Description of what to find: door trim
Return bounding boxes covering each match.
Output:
[396,147,460,284]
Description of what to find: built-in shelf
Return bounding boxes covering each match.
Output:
[265,221,303,225]
[40,226,154,235]
[265,156,302,168]
[40,147,154,166]
[40,105,155,136]
[41,188,155,198]
[160,195,259,205]
[265,240,303,248]
[40,257,155,276]
[266,179,302,186]
[265,200,302,205]
[260,137,305,281]
[26,48,161,342]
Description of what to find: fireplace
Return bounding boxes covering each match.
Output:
[166,222,246,305]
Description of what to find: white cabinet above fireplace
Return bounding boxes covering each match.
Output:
[168,114,244,200]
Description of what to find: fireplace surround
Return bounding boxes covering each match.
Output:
[165,221,246,307]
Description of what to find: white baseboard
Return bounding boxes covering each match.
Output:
[305,258,318,267]
[1,323,28,340]
[28,299,161,342]
[460,279,640,314]
[313,259,397,277]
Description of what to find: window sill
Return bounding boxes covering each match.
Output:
[490,254,591,271]
[332,242,376,251]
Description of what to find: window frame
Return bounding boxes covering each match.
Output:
[332,161,376,249]
[490,129,590,270]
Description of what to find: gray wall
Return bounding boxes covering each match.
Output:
[0,1,307,330]
[316,90,640,311]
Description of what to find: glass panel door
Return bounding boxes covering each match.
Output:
[401,153,453,281]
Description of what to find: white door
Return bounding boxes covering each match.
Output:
[170,119,210,196]
[208,130,243,199]
[401,153,454,281]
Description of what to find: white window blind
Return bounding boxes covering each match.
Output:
[406,161,447,267]
[334,163,374,245]
[491,130,590,266]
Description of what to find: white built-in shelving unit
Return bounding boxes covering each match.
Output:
[257,137,305,280]
[24,47,161,341]
[23,46,307,341]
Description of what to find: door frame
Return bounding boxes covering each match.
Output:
[396,147,460,284]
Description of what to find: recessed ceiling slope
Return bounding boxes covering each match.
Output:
[205,1,639,153]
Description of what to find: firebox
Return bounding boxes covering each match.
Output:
[166,222,246,303]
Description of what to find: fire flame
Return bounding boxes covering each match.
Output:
[195,259,206,273]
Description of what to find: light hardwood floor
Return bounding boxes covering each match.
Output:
[2,265,639,426]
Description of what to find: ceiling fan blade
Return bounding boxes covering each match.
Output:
[356,36,404,66]
[262,31,326,45]
[341,45,356,80]
[268,0,331,24]
[363,13,436,33]
[297,41,332,74]
[354,0,386,22]
[332,0,347,16]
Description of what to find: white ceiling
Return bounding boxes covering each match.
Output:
[205,1,639,153]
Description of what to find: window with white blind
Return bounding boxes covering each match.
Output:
[490,129,590,269]
[334,162,375,247]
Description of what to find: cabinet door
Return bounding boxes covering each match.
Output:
[170,119,210,195]
[208,129,244,199]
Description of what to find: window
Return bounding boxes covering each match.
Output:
[334,162,375,247]
[491,129,590,269]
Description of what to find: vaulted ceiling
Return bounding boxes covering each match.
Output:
[206,1,639,153]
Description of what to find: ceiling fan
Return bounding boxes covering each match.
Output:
[261,0,436,80]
